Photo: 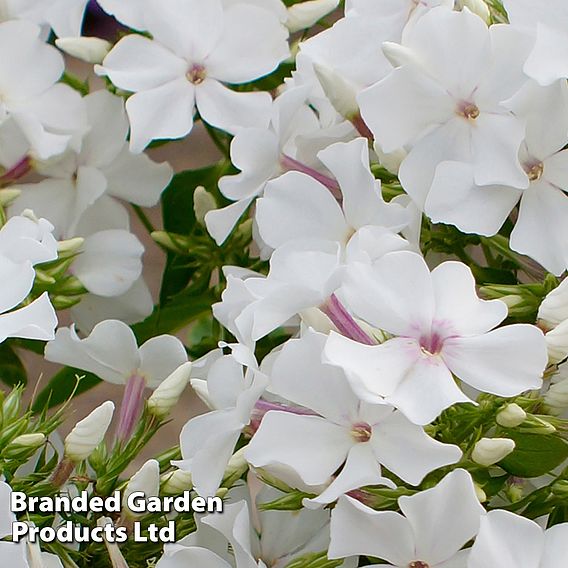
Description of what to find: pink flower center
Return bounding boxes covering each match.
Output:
[351,422,372,443]
[457,101,480,120]
[525,161,544,182]
[409,562,430,568]
[186,64,206,85]
[419,332,444,355]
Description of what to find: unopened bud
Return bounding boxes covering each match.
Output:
[520,415,557,434]
[162,469,193,495]
[64,401,115,462]
[0,188,21,206]
[193,186,217,226]
[147,362,191,418]
[545,320,568,364]
[57,237,84,255]
[500,295,524,309]
[496,404,527,428]
[551,480,568,497]
[222,446,249,486]
[313,63,358,118]
[151,231,191,254]
[286,0,339,32]
[472,437,515,466]
[56,37,112,64]
[457,0,490,23]
[506,483,524,503]
[10,433,45,448]
[538,279,568,329]
[382,42,418,68]
[473,482,487,503]
[123,459,160,517]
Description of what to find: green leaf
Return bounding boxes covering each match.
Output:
[159,164,222,303]
[499,432,568,477]
[133,289,217,344]
[32,368,101,412]
[0,343,27,387]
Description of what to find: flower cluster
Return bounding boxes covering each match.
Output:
[0,1,568,568]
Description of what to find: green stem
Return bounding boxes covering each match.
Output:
[132,204,155,234]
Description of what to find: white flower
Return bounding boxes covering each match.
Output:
[538,278,568,330]
[96,0,290,152]
[96,0,146,30]
[0,19,86,159]
[358,7,532,216]
[503,0,568,86]
[123,459,160,517]
[245,330,461,505]
[173,350,267,497]
[64,400,115,462]
[286,0,339,33]
[328,469,485,567]
[45,319,187,388]
[324,251,547,425]
[11,90,172,238]
[205,86,353,245]
[468,509,568,568]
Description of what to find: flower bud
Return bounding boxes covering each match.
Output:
[286,0,339,32]
[147,362,191,418]
[222,446,249,486]
[193,186,217,226]
[64,401,115,462]
[10,433,45,448]
[472,437,515,466]
[0,188,21,206]
[538,279,568,329]
[500,294,524,309]
[496,403,527,428]
[162,469,193,495]
[123,459,160,517]
[473,482,487,503]
[56,37,112,64]
[545,320,568,364]
[457,0,490,23]
[312,63,358,119]
[57,237,84,255]
[520,415,557,434]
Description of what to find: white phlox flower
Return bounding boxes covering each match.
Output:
[96,0,290,152]
[324,251,548,425]
[245,330,462,506]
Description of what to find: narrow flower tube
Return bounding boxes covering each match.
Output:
[280,154,341,198]
[116,374,147,444]
[320,294,377,345]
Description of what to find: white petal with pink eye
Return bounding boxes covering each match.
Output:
[44,320,140,384]
[305,443,393,508]
[0,292,57,343]
[126,78,196,153]
[431,261,508,336]
[71,230,144,297]
[468,510,545,568]
[246,412,354,486]
[196,80,272,134]
[324,333,418,402]
[426,161,521,237]
[399,469,485,565]
[386,354,472,426]
[138,335,188,388]
[342,251,434,336]
[256,171,347,250]
[510,182,568,276]
[329,496,415,564]
[205,3,289,84]
[371,411,462,486]
[442,325,547,397]
[97,34,187,92]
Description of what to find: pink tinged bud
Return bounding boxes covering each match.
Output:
[280,154,342,199]
[0,156,31,185]
[116,373,147,444]
[321,294,377,345]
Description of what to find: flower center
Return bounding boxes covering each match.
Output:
[457,101,480,121]
[351,422,372,443]
[409,562,430,568]
[186,64,206,85]
[525,161,544,182]
[419,332,444,355]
